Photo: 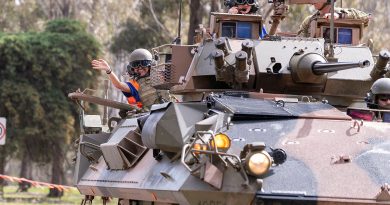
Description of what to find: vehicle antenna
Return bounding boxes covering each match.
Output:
[329,0,335,58]
[175,0,182,45]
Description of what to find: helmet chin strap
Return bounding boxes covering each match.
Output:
[128,72,139,79]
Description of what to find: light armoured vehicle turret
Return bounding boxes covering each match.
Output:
[69,0,390,204]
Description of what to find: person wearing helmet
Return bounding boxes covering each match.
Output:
[297,0,371,37]
[225,0,259,14]
[367,78,390,110]
[224,0,268,38]
[91,48,160,110]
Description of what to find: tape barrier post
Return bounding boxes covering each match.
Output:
[0,118,5,198]
[0,174,74,191]
[0,118,6,145]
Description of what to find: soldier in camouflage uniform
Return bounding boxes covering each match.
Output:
[224,0,268,37]
[297,0,371,37]
[91,48,162,111]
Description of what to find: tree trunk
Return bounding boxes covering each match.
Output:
[209,0,221,25]
[18,149,32,192]
[48,143,64,198]
[187,0,203,44]
[210,0,221,13]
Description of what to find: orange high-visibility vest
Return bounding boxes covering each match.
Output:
[123,79,143,108]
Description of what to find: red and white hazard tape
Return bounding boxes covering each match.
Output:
[0,174,74,191]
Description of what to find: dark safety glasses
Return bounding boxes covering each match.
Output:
[235,0,255,5]
[379,96,390,102]
[127,60,152,69]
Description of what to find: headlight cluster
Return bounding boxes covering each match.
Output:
[240,142,286,177]
[184,130,287,187]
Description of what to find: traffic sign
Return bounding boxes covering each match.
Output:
[0,117,6,145]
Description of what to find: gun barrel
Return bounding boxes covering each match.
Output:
[312,60,370,75]
[68,91,139,111]
[371,49,390,80]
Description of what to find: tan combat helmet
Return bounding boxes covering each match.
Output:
[129,48,153,62]
[127,48,153,75]
[367,78,390,108]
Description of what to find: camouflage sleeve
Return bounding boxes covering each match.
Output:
[298,15,313,37]
[338,8,370,23]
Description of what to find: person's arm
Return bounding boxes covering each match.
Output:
[91,59,131,93]
[342,8,371,23]
[297,15,312,37]
[228,6,239,14]
[324,8,371,23]
[323,12,341,20]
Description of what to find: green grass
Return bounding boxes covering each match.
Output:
[0,185,117,204]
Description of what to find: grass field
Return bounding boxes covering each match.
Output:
[0,186,117,205]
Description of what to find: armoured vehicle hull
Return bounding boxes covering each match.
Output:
[71,93,390,205]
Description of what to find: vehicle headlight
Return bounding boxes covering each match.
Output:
[245,151,272,177]
[210,133,231,152]
[193,143,208,154]
[241,142,278,177]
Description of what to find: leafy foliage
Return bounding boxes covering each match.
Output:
[110,20,164,54]
[0,0,45,33]
[45,19,87,34]
[110,0,183,54]
[0,19,100,163]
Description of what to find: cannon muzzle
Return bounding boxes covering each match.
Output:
[290,52,370,84]
[312,60,370,75]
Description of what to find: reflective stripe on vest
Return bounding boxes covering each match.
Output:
[122,80,143,108]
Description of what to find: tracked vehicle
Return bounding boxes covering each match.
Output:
[70,0,390,204]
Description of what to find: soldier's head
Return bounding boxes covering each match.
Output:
[367,78,390,109]
[225,0,259,14]
[313,0,336,12]
[127,48,153,78]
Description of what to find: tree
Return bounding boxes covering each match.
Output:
[0,0,45,33]
[0,19,100,196]
[210,0,222,13]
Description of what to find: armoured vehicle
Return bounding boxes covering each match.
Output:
[69,0,390,204]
